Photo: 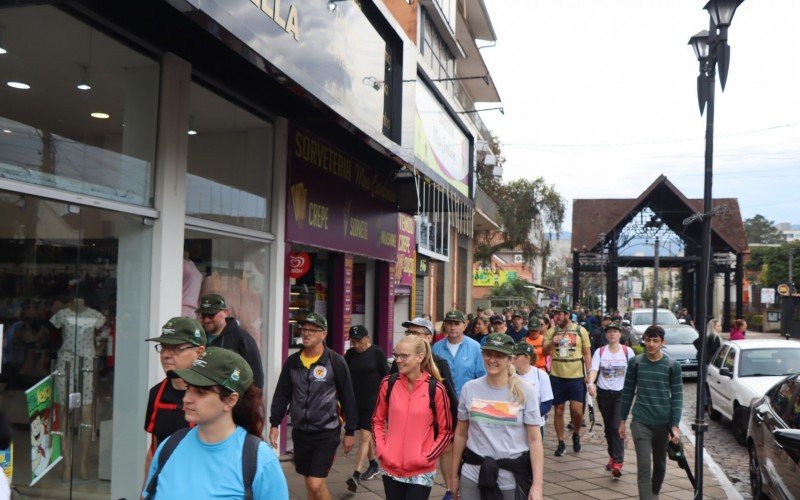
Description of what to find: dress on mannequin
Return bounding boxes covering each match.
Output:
[182,258,202,317]
[49,301,105,404]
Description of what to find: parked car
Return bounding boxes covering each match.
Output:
[628,308,680,345]
[659,325,699,377]
[748,373,800,499]
[707,339,800,445]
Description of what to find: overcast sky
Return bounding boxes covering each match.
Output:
[480,0,800,230]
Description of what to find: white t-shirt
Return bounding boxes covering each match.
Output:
[458,376,540,490]
[0,471,9,500]
[446,339,462,358]
[518,368,553,425]
[591,345,635,391]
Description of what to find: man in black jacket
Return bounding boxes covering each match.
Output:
[196,293,264,388]
[269,313,358,500]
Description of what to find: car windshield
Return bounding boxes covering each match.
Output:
[664,328,698,345]
[739,348,800,377]
[632,312,679,326]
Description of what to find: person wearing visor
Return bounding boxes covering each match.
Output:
[143,317,206,475]
[451,333,544,500]
[142,347,288,499]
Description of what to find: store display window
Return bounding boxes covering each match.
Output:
[184,230,268,348]
[288,248,330,348]
[0,6,159,207]
[185,82,274,233]
[0,191,152,497]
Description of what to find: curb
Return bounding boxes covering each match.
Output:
[679,420,743,500]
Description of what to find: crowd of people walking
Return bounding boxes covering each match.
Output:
[137,294,707,499]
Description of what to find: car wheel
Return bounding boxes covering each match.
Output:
[706,385,721,421]
[749,442,768,500]
[733,406,748,446]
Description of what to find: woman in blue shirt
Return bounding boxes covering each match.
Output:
[143,347,288,499]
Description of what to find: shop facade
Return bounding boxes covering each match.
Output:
[0,0,411,498]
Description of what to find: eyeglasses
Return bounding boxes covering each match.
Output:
[405,330,431,336]
[300,327,324,335]
[154,344,195,353]
[392,352,417,361]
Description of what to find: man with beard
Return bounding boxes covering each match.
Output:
[543,306,591,456]
[196,293,264,388]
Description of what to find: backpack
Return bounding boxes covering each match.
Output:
[630,353,675,387]
[598,345,630,360]
[144,427,261,499]
[384,373,444,439]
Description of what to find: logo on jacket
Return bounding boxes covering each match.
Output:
[312,365,327,380]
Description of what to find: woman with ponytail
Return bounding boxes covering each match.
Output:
[372,335,454,499]
[451,333,544,500]
[142,347,288,499]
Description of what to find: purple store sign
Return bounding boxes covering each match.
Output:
[287,126,398,261]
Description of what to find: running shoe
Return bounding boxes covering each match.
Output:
[605,458,614,471]
[554,440,566,457]
[346,472,360,492]
[442,491,454,500]
[572,433,582,453]
[611,461,623,478]
[362,462,380,480]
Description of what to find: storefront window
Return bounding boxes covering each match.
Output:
[185,83,273,233]
[0,6,159,206]
[184,229,268,348]
[0,191,152,497]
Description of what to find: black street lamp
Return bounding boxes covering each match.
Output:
[687,1,744,498]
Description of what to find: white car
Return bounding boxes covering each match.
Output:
[706,339,800,445]
[628,308,680,345]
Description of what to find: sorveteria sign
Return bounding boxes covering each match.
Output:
[249,0,300,41]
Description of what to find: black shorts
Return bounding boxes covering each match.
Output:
[357,409,373,432]
[292,428,341,478]
[550,376,586,405]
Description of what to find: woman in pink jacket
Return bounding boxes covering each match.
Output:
[372,335,454,499]
[729,318,747,340]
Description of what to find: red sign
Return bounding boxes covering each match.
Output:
[288,252,311,279]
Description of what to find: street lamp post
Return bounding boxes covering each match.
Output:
[687,1,744,498]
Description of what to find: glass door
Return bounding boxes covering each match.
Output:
[0,193,152,499]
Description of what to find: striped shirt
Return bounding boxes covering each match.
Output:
[620,354,683,427]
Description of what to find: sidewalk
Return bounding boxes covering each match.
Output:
[279,420,728,499]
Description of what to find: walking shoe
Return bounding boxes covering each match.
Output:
[572,433,581,453]
[605,458,614,471]
[346,472,360,492]
[611,461,623,478]
[362,461,380,480]
[442,491,454,500]
[554,440,566,456]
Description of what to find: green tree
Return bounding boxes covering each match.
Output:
[488,278,535,304]
[474,177,565,265]
[744,214,785,244]
[748,242,800,287]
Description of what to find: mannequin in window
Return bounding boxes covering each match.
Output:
[50,298,105,481]
[182,251,202,317]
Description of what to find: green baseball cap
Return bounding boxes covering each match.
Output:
[605,321,622,332]
[513,341,534,357]
[301,312,328,331]
[196,293,227,314]
[481,333,515,355]
[171,347,253,395]
[146,317,206,346]
[527,315,543,330]
[443,310,466,323]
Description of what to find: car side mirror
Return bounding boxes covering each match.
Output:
[719,367,733,378]
[774,429,800,454]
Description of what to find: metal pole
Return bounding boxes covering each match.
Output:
[790,245,794,288]
[693,27,717,500]
[653,237,660,325]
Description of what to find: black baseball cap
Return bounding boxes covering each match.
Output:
[349,325,369,339]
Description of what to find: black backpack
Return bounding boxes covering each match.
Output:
[144,427,261,499]
[384,373,444,439]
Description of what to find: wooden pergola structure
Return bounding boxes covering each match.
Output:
[570,176,748,330]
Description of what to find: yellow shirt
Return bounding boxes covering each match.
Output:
[544,324,590,379]
[300,351,322,369]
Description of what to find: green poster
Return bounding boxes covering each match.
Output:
[25,375,62,486]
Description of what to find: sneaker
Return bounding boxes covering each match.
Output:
[605,458,614,471]
[346,472,360,492]
[362,462,380,480]
[442,491,454,500]
[572,433,582,453]
[554,440,566,457]
[611,462,623,478]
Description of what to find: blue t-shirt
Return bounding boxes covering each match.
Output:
[143,426,288,499]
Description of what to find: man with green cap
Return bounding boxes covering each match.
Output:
[143,318,207,468]
[196,293,264,388]
[269,313,358,500]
